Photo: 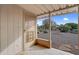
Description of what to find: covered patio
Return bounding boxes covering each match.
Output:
[18,4,79,55]
[0,4,79,55]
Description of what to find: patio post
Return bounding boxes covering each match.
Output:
[35,17,37,39]
[22,11,25,52]
[77,6,79,49]
[49,11,52,48]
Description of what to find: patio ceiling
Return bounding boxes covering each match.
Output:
[18,4,78,18]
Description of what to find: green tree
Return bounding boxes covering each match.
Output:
[58,24,70,32]
[43,19,50,30]
[58,23,78,32]
[43,19,57,30]
[65,23,78,30]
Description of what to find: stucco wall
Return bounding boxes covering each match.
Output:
[0,5,37,55]
[0,5,23,55]
[36,38,50,48]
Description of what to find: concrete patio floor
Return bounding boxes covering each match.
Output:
[19,45,73,55]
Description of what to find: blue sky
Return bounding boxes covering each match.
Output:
[37,13,78,26]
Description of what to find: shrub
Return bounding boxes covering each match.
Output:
[70,29,78,34]
[43,30,48,33]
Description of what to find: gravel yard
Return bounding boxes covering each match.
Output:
[38,31,78,54]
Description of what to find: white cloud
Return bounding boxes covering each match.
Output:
[64,18,69,21]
